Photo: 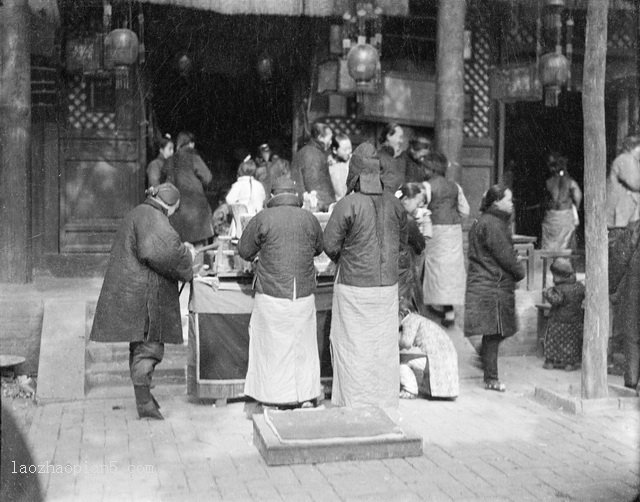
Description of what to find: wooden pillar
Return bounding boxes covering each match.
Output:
[435,0,467,183]
[581,0,609,399]
[497,101,506,184]
[0,0,32,283]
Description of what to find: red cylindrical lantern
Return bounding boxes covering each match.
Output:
[346,43,379,85]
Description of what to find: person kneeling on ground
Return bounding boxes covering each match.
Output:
[90,183,196,420]
[399,305,459,400]
[542,258,585,371]
[238,178,324,410]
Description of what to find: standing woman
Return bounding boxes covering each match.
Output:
[398,182,427,314]
[464,185,525,392]
[165,131,214,245]
[90,183,196,419]
[422,151,470,327]
[146,134,174,188]
[540,153,582,251]
[377,122,406,194]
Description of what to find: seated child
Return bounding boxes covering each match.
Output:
[543,257,585,371]
[399,308,459,399]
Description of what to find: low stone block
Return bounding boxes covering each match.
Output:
[253,407,423,466]
[534,384,640,414]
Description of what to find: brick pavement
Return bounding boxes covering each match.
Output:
[4,357,639,502]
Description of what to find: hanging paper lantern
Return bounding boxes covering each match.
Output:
[176,53,193,77]
[105,28,139,67]
[539,51,570,106]
[346,43,379,86]
[256,52,274,81]
[105,29,139,89]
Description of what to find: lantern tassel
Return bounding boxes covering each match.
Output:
[138,10,145,65]
[116,66,129,90]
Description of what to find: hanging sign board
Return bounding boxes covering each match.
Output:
[65,36,103,73]
[359,71,472,126]
[360,72,437,126]
[490,63,542,102]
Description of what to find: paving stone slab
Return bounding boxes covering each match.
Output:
[253,407,423,466]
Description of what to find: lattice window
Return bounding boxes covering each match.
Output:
[464,1,493,139]
[66,75,116,131]
[322,114,373,144]
[608,9,637,51]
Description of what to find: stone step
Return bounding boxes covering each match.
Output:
[85,343,188,391]
[85,360,187,389]
[86,341,188,364]
[84,383,187,401]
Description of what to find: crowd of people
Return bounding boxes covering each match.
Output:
[89,124,640,420]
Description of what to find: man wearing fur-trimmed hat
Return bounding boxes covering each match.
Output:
[90,183,196,419]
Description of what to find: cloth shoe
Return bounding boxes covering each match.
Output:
[484,379,506,392]
[134,386,164,420]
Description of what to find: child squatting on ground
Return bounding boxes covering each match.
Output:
[398,309,459,400]
[542,257,585,371]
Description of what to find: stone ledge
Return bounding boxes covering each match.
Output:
[534,384,640,414]
[253,410,423,466]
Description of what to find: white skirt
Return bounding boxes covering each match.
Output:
[244,293,321,404]
[423,224,466,305]
[330,283,399,409]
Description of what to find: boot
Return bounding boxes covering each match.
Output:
[134,385,164,420]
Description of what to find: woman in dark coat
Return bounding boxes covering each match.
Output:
[146,134,174,188]
[90,183,195,419]
[464,184,525,392]
[165,131,214,245]
[377,122,406,194]
[290,122,335,211]
[398,182,427,315]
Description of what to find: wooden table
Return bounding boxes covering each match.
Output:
[187,278,333,405]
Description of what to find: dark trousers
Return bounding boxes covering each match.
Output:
[624,329,640,388]
[481,334,503,382]
[129,342,165,387]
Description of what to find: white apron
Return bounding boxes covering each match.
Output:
[330,283,399,409]
[423,224,466,305]
[244,292,321,404]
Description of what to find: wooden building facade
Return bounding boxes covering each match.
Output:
[1,0,637,281]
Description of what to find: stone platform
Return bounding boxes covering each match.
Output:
[253,406,423,466]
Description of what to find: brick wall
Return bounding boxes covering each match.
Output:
[0,299,44,375]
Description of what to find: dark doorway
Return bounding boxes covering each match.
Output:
[142,5,325,200]
[504,91,584,247]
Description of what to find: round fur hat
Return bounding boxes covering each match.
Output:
[154,182,180,206]
[550,257,574,278]
[271,177,298,195]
